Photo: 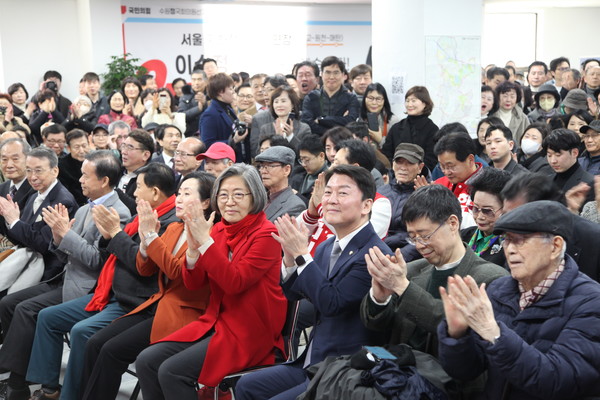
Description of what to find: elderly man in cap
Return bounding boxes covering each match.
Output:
[255,146,306,222]
[438,200,600,400]
[579,120,600,175]
[377,143,425,261]
[196,142,235,178]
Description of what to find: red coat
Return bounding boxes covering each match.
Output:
[98,110,138,129]
[158,212,287,387]
[434,162,483,213]
[128,222,210,342]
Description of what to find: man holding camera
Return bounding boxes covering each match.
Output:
[30,71,72,118]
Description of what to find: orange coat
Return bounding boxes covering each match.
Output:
[158,212,287,387]
[128,222,210,342]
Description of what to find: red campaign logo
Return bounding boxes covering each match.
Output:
[141,59,168,88]
[121,5,126,14]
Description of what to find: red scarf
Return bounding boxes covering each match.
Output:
[222,212,263,252]
[85,195,176,312]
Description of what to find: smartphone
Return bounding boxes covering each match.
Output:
[159,94,168,109]
[367,112,379,131]
[286,112,296,125]
[364,346,397,360]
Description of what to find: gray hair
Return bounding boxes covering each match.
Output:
[73,95,92,107]
[211,163,267,214]
[0,138,31,155]
[568,68,581,82]
[108,120,131,135]
[27,146,58,168]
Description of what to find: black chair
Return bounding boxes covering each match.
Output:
[213,300,302,399]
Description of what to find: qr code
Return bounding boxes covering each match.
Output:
[391,76,404,95]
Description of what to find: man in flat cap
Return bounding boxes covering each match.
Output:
[579,120,600,176]
[438,200,600,400]
[255,146,306,222]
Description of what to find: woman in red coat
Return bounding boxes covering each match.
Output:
[98,90,138,129]
[136,164,288,400]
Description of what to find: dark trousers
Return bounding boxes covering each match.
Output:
[235,364,309,400]
[0,283,61,376]
[135,334,213,400]
[81,313,153,400]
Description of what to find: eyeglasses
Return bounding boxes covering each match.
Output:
[323,70,342,77]
[120,143,144,152]
[46,139,66,146]
[238,94,254,100]
[258,163,283,171]
[217,192,252,203]
[472,205,500,219]
[298,156,316,166]
[407,222,445,246]
[366,96,384,103]
[503,233,551,248]
[438,163,460,173]
[70,144,89,152]
[26,168,50,176]
[581,132,600,140]
[174,150,195,158]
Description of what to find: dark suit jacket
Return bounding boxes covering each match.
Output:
[7,181,78,281]
[0,179,35,237]
[199,100,235,149]
[116,172,139,215]
[264,186,306,222]
[281,222,392,366]
[99,206,179,313]
[58,154,85,206]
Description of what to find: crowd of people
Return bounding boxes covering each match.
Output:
[0,53,598,400]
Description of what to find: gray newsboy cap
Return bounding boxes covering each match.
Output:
[493,200,573,242]
[255,146,296,165]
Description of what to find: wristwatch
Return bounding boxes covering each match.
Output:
[295,255,306,266]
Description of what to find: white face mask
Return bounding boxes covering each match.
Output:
[521,138,541,156]
[79,105,91,115]
[539,98,556,112]
[144,100,153,111]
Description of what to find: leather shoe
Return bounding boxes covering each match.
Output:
[28,388,59,400]
[197,386,232,400]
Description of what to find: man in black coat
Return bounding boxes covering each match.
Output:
[177,68,208,137]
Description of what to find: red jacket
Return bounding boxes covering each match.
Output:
[129,222,210,342]
[434,163,483,213]
[158,212,287,386]
[98,110,138,129]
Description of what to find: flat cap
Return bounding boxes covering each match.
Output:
[579,119,600,134]
[494,200,573,242]
[562,89,588,112]
[393,143,424,164]
[92,123,109,133]
[255,146,296,165]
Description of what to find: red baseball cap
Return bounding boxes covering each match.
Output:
[196,142,236,162]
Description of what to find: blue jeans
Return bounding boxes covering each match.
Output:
[26,294,125,400]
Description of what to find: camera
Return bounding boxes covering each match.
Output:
[44,81,58,93]
[233,120,247,135]
[0,106,6,116]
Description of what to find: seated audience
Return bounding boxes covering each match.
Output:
[196,142,235,178]
[173,137,205,178]
[484,125,529,175]
[80,172,215,400]
[135,164,287,398]
[438,201,600,399]
[578,120,600,175]
[517,122,553,175]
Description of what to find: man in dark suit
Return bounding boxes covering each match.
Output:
[0,147,78,283]
[177,68,208,137]
[0,150,130,400]
[116,129,154,214]
[0,139,35,239]
[235,165,392,400]
[544,129,595,210]
[25,163,178,400]
[151,124,182,168]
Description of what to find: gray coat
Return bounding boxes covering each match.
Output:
[361,245,508,349]
[51,191,131,302]
[264,186,306,222]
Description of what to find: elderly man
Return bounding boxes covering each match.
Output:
[438,200,600,399]
[117,129,154,214]
[107,120,131,152]
[196,142,235,178]
[173,137,205,179]
[58,129,91,205]
[377,143,425,260]
[236,165,393,400]
[255,146,306,222]
[362,185,507,354]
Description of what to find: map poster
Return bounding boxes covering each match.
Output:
[425,36,481,136]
